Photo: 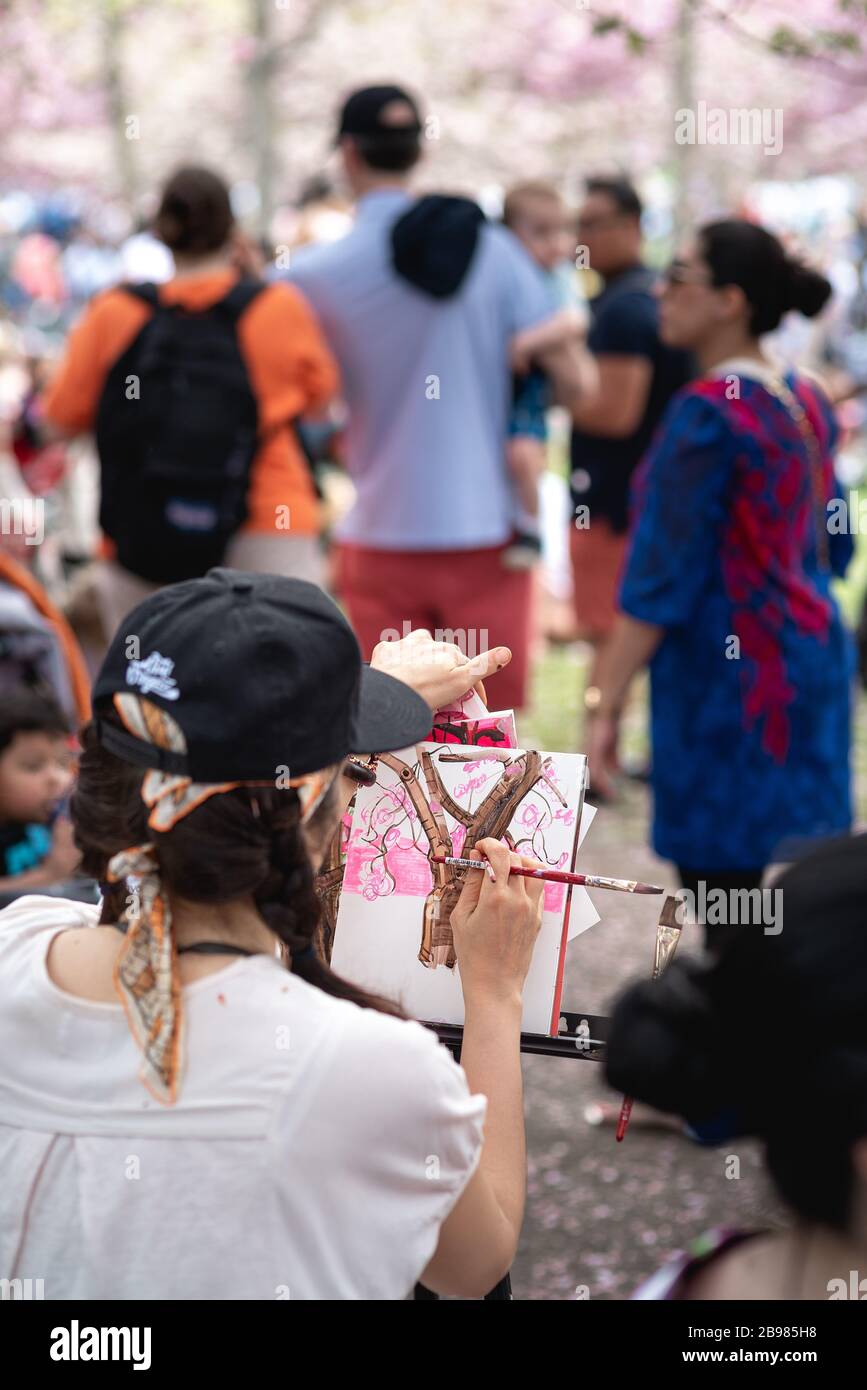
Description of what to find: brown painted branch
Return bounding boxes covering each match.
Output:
[463,752,547,855]
[377,753,453,865]
[419,750,457,844]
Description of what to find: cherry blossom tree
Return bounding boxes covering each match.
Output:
[1,0,866,234]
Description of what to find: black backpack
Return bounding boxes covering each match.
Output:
[95,279,264,583]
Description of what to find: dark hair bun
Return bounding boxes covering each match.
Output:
[701,220,833,335]
[786,259,832,319]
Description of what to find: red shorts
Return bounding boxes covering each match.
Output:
[569,520,629,640]
[335,542,534,710]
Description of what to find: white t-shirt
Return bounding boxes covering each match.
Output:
[0,897,486,1301]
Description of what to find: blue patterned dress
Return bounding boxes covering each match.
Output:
[619,367,854,870]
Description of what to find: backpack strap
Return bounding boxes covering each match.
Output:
[122,282,161,309]
[120,278,265,321]
[216,278,267,323]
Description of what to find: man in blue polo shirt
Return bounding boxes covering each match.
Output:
[286,85,586,709]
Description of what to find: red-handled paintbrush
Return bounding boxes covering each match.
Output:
[430,855,664,894]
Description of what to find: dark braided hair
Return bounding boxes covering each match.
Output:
[72,715,404,1018]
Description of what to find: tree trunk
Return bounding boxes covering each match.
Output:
[672,0,698,241]
[102,0,138,208]
[248,0,276,239]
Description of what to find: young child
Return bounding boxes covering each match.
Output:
[503,181,585,569]
[0,691,77,893]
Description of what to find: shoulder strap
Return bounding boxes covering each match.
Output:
[217,278,266,324]
[122,282,161,309]
[176,941,258,958]
[121,279,265,321]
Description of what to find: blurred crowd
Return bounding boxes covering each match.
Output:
[3,162,867,641]
[3,82,867,1305]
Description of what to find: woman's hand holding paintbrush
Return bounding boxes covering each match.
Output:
[450,838,545,1007]
[431,852,664,896]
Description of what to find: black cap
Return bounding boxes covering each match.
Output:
[337,84,423,140]
[92,569,433,781]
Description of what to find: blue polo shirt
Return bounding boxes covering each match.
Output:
[286,190,557,550]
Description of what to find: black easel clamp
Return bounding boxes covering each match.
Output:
[430,1008,609,1061]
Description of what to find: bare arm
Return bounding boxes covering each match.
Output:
[419,1001,525,1296]
[533,335,599,411]
[421,838,543,1297]
[510,307,585,372]
[587,614,663,797]
[569,354,652,438]
[509,306,598,408]
[335,637,543,1295]
[597,613,663,714]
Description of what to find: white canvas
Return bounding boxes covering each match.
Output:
[331,742,595,1034]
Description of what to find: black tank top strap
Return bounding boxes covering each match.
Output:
[176,941,258,958]
[108,923,258,957]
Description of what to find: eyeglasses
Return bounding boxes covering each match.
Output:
[575,213,629,233]
[661,260,713,288]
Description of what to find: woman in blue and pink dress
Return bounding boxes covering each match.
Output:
[588,220,854,950]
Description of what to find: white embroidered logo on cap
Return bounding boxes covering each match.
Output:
[125,652,180,700]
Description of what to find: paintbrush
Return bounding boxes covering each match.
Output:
[616,893,684,1142]
[430,855,664,894]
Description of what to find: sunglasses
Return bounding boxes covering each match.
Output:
[662,260,714,288]
[576,212,629,233]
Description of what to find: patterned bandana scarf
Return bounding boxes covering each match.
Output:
[106,692,335,1105]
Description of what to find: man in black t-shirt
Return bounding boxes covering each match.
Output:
[569,178,693,784]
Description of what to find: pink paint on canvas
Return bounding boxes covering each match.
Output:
[543,882,566,912]
[343,837,434,900]
[332,742,590,1036]
[428,709,518,748]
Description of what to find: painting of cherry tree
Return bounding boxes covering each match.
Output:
[331,741,592,1033]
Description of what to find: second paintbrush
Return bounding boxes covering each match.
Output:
[430,855,664,894]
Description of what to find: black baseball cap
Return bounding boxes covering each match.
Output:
[336,84,423,140]
[92,569,433,781]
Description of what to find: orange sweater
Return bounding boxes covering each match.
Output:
[0,552,91,724]
[41,270,339,537]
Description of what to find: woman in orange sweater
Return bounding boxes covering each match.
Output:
[41,166,339,634]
